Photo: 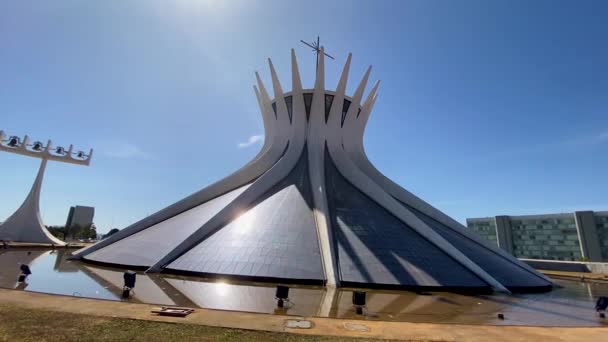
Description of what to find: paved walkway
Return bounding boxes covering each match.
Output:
[540,270,608,282]
[1,289,606,341]
[4,242,90,248]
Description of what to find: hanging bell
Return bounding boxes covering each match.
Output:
[7,136,20,147]
[32,141,44,151]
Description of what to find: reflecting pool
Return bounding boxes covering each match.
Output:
[1,248,607,327]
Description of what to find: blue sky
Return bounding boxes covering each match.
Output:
[1,0,607,233]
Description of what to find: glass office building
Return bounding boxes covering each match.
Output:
[467,211,608,262]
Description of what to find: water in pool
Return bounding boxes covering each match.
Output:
[1,248,607,327]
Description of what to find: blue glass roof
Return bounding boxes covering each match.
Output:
[167,147,325,282]
[85,185,249,267]
[325,150,488,290]
[404,204,552,291]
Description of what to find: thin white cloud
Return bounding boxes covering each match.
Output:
[100,142,153,160]
[237,134,264,149]
[587,130,608,145]
[561,130,608,147]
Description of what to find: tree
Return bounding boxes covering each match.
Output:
[78,223,97,240]
[47,223,98,241]
[46,225,67,240]
[88,223,98,240]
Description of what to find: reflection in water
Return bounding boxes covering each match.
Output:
[1,249,607,327]
[165,277,325,316]
[0,249,46,289]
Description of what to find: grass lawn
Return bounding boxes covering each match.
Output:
[0,304,399,342]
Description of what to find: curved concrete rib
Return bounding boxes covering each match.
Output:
[253,85,272,157]
[147,55,308,272]
[327,65,510,293]
[343,86,553,285]
[0,159,65,245]
[72,68,285,260]
[307,48,340,287]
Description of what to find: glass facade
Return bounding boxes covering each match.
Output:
[596,212,608,260]
[409,207,552,290]
[325,150,488,289]
[511,216,581,261]
[466,219,498,246]
[469,212,608,262]
[85,185,250,267]
[341,99,351,127]
[324,94,334,122]
[285,95,293,123]
[303,93,313,120]
[167,147,324,282]
[270,93,360,123]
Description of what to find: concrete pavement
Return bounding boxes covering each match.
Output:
[1,288,607,341]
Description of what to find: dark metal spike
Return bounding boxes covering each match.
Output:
[301,40,316,50]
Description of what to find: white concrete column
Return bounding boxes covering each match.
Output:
[0,158,65,245]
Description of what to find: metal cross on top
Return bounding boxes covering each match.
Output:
[300,36,335,71]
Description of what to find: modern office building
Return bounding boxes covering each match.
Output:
[65,205,95,229]
[72,50,552,293]
[467,211,608,262]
